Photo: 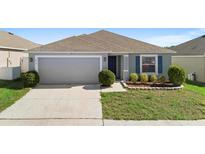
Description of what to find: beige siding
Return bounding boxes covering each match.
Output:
[0,51,28,67]
[172,56,205,82]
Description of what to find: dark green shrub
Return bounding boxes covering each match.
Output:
[98,69,115,86]
[158,75,166,83]
[140,73,148,83]
[149,74,158,82]
[21,71,40,87]
[129,73,138,83]
[168,65,185,86]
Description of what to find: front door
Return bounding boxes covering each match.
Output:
[108,56,117,76]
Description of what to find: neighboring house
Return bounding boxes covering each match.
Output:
[0,31,40,67]
[26,30,175,84]
[171,35,205,83]
[0,31,40,80]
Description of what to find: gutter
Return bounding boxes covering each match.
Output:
[25,51,176,54]
[0,45,27,51]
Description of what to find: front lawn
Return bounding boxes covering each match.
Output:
[0,79,30,112]
[184,80,205,96]
[101,82,205,120]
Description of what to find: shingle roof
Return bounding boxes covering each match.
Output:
[89,30,175,53]
[0,31,40,51]
[28,30,176,54]
[170,35,205,55]
[30,36,105,52]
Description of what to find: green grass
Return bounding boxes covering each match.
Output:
[101,82,205,120]
[0,79,30,112]
[184,80,205,96]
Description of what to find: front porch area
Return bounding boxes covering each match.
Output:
[108,54,129,81]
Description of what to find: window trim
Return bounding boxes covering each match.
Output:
[140,55,158,74]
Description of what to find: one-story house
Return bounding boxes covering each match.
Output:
[0,31,40,80]
[26,30,175,84]
[171,35,205,83]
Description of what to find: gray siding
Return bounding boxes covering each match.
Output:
[162,54,171,78]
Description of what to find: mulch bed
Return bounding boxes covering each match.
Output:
[125,81,180,88]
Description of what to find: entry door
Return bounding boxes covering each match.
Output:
[108,56,117,75]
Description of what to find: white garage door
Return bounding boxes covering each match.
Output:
[36,56,102,84]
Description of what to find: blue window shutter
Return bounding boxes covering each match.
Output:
[136,56,140,74]
[158,56,163,73]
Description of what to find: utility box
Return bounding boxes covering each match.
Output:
[0,67,21,80]
[188,72,196,81]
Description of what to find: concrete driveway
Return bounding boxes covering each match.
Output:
[0,84,103,126]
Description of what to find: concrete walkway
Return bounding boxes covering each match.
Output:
[101,82,126,93]
[0,84,103,125]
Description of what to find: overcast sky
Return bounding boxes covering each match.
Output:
[1,28,205,47]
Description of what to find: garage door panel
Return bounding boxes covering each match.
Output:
[38,57,101,84]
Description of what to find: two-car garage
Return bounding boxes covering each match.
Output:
[35,55,102,84]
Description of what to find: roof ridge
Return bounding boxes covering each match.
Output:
[76,35,108,51]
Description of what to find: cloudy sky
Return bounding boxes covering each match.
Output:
[1,28,205,47]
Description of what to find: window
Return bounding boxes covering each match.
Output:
[141,55,157,73]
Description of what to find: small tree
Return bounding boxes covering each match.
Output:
[168,65,185,86]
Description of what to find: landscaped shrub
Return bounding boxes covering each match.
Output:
[158,75,166,83]
[140,73,148,83]
[98,69,115,86]
[168,65,185,86]
[129,73,138,83]
[149,74,158,82]
[21,71,40,87]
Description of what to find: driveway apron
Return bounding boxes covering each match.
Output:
[0,84,103,121]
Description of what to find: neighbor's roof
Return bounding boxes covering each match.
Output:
[170,35,205,55]
[0,31,40,51]
[28,30,176,54]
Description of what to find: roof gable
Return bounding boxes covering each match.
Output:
[171,36,205,55]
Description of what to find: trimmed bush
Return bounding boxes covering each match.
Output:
[129,73,138,83]
[98,69,115,86]
[168,65,185,86]
[140,73,148,83]
[158,75,166,83]
[149,74,158,82]
[21,71,40,87]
